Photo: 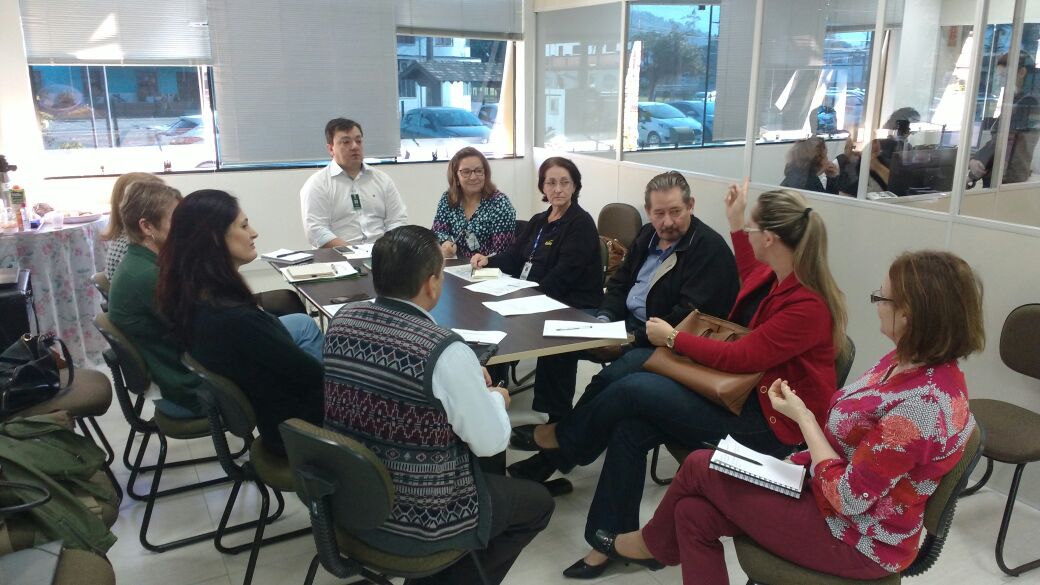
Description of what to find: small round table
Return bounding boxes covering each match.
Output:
[0,217,108,366]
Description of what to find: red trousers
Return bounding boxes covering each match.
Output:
[641,450,892,585]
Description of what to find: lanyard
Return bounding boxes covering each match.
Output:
[528,225,547,260]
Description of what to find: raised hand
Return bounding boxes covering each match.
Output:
[725,177,749,233]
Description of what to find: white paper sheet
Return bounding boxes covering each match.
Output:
[542,320,628,339]
[451,329,508,344]
[336,243,374,259]
[482,294,568,317]
[464,277,540,297]
[444,264,481,282]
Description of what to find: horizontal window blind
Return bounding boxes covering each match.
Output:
[395,0,523,40]
[19,0,211,65]
[207,0,399,164]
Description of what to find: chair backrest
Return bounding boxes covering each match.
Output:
[904,425,984,577]
[280,419,394,532]
[598,237,609,285]
[90,272,111,301]
[597,203,642,248]
[181,353,257,441]
[253,289,307,318]
[835,335,857,388]
[1000,303,1040,380]
[92,313,152,395]
[514,219,528,238]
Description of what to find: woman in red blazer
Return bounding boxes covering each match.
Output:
[511,181,848,579]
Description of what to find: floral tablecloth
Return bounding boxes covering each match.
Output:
[0,218,108,366]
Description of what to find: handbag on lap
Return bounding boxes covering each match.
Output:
[643,310,763,415]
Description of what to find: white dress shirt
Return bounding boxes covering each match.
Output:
[392,299,511,456]
[299,162,409,247]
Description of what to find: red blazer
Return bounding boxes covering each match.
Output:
[672,231,836,445]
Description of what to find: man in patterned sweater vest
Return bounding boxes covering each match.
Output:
[324,225,554,584]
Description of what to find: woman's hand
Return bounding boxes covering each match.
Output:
[725,177,749,233]
[470,253,489,268]
[440,240,457,258]
[646,317,674,347]
[766,379,810,423]
[822,160,840,178]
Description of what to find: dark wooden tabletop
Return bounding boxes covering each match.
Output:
[271,248,624,365]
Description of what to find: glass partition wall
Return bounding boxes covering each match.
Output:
[535,0,1040,229]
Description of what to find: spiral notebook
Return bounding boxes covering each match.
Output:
[708,435,806,498]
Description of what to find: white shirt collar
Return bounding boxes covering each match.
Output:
[386,297,437,323]
[328,161,368,179]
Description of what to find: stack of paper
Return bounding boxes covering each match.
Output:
[483,295,568,317]
[451,329,508,344]
[464,277,539,297]
[262,249,313,264]
[444,264,481,282]
[281,261,358,283]
[471,267,502,280]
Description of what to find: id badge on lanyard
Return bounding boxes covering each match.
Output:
[521,225,546,281]
[465,231,480,251]
[520,261,533,280]
[350,188,362,211]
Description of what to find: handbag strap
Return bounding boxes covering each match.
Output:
[0,480,52,514]
[37,336,74,387]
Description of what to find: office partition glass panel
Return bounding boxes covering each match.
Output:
[536,3,623,156]
[749,0,878,196]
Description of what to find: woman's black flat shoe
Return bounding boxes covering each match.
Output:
[562,557,610,579]
[506,453,557,483]
[591,529,664,571]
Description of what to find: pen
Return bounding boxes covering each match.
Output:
[556,326,593,331]
[702,441,762,466]
[274,251,297,258]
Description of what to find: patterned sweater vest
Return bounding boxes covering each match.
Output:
[323,298,490,555]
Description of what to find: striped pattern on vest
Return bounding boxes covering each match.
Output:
[323,301,484,551]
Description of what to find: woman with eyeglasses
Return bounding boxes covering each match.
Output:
[509,182,847,579]
[596,250,981,584]
[471,156,603,441]
[432,147,516,259]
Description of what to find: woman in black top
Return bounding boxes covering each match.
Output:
[471,157,603,424]
[158,189,323,454]
[471,157,603,309]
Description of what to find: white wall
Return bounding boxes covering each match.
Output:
[537,146,1040,507]
[31,158,533,275]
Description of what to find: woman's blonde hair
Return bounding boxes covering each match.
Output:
[102,172,163,240]
[120,182,182,244]
[752,189,848,352]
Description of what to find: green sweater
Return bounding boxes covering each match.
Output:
[108,244,203,413]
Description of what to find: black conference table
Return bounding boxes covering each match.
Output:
[271,248,622,366]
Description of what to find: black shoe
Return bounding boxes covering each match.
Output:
[590,529,664,571]
[543,478,573,497]
[510,424,540,451]
[562,557,610,579]
[507,453,557,483]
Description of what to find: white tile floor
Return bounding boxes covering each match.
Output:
[93,360,1040,585]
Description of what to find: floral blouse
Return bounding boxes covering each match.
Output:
[790,351,975,572]
[431,190,515,259]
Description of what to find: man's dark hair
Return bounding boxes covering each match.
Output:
[372,226,444,299]
[325,118,363,144]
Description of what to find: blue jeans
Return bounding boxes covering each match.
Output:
[553,371,787,548]
[278,313,324,363]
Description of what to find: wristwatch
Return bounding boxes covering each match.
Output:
[666,328,679,350]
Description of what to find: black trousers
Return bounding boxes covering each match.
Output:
[404,473,555,585]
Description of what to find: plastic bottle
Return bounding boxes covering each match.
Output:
[9,186,25,231]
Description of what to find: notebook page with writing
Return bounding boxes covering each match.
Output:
[708,435,806,498]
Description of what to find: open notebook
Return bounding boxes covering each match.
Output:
[708,435,806,498]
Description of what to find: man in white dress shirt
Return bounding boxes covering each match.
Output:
[299,118,409,248]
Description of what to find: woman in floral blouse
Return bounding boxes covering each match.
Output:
[431,147,515,259]
[591,250,983,584]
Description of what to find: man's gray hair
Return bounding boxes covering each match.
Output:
[644,171,692,207]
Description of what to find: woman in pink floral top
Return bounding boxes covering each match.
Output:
[588,250,984,584]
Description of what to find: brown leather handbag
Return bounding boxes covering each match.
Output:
[643,310,763,415]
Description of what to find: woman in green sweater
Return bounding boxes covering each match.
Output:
[158,189,324,453]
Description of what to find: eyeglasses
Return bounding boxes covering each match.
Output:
[544,179,573,189]
[458,168,485,178]
[741,225,762,234]
[870,289,894,304]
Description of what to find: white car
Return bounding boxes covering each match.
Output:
[638,102,703,147]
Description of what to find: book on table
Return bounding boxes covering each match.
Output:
[284,261,357,281]
[261,248,313,264]
[471,267,502,280]
[707,435,806,498]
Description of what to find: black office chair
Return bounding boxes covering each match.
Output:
[596,203,642,249]
[279,419,489,585]
[736,426,983,584]
[182,353,310,585]
[650,335,856,486]
[960,303,1040,576]
[93,313,251,552]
